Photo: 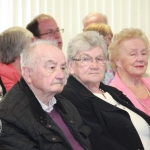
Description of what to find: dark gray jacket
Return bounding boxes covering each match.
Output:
[0,78,91,150]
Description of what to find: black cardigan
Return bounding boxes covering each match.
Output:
[61,75,150,150]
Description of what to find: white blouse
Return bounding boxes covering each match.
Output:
[94,92,150,150]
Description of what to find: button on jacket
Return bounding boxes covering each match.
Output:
[61,75,150,150]
[0,78,91,150]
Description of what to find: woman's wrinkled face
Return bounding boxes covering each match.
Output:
[116,38,148,77]
[69,47,106,88]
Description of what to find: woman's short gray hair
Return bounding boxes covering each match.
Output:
[0,26,33,64]
[67,31,108,60]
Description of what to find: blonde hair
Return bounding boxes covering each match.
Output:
[84,23,113,37]
[109,28,150,72]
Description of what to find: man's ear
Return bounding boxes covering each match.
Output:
[67,60,75,75]
[32,36,38,41]
[22,67,32,84]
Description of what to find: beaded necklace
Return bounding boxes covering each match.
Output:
[100,89,106,99]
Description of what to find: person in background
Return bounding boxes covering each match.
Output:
[0,40,91,150]
[83,12,108,29]
[0,26,33,92]
[84,23,112,49]
[109,28,150,116]
[84,23,114,84]
[26,14,63,49]
[61,31,150,150]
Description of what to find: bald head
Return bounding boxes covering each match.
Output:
[83,12,108,28]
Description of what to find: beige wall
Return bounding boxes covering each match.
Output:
[0,0,150,76]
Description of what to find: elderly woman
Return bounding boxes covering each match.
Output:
[0,27,33,92]
[84,23,114,84]
[61,31,150,150]
[109,28,150,116]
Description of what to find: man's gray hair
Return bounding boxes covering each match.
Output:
[20,39,58,72]
[67,31,108,61]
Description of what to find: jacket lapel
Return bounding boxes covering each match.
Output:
[20,78,48,124]
[67,75,150,124]
[110,74,146,112]
[67,75,122,112]
[101,82,150,124]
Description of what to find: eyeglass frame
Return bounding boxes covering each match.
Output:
[72,55,107,66]
[38,28,64,37]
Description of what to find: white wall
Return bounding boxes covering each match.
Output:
[0,0,150,76]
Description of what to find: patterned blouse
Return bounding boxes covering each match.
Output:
[102,61,114,85]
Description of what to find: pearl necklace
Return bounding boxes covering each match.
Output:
[100,89,106,99]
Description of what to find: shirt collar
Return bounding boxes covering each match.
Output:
[37,97,57,113]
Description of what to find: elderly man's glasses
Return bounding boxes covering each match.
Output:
[39,29,64,37]
[73,56,107,66]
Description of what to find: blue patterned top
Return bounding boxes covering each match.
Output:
[102,61,114,85]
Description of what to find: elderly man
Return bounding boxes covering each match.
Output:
[26,14,63,49]
[83,12,108,28]
[0,40,91,150]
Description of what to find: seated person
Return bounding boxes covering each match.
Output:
[61,31,150,150]
[0,27,33,92]
[26,14,63,50]
[84,23,114,84]
[0,40,91,150]
[109,28,150,116]
[83,12,108,28]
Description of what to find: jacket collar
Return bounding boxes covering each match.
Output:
[66,75,126,112]
[19,78,70,124]
[67,75,123,98]
[19,78,49,124]
[141,78,150,91]
[110,73,150,112]
[66,76,150,124]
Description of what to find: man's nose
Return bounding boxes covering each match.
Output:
[53,31,60,39]
[56,69,65,79]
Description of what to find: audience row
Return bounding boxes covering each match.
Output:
[0,12,149,150]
